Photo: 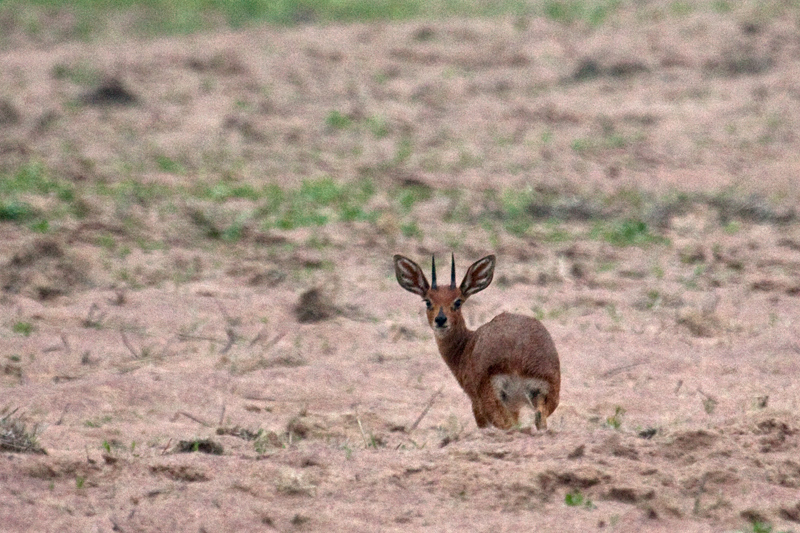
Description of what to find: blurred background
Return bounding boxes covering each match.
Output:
[3,2,800,531]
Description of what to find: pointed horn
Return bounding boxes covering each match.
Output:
[431,254,437,289]
[450,253,456,289]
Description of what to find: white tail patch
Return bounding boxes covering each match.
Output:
[491,374,550,411]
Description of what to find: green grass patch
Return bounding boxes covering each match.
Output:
[325,110,352,131]
[0,199,36,221]
[0,161,77,226]
[400,220,422,238]
[51,61,101,85]
[221,215,249,242]
[29,219,50,232]
[12,321,35,337]
[540,223,573,243]
[668,1,696,16]
[571,132,640,154]
[259,176,376,230]
[155,155,185,174]
[4,0,796,45]
[740,521,783,533]
[499,188,535,236]
[366,115,390,138]
[0,164,376,238]
[0,161,74,200]
[395,183,432,213]
[1,157,761,255]
[98,178,171,207]
[592,219,668,247]
[711,0,732,13]
[0,0,439,39]
[0,0,589,38]
[605,406,625,429]
[193,180,260,202]
[564,489,595,508]
[544,0,620,25]
[83,415,112,428]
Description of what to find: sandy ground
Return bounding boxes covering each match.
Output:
[2,5,800,532]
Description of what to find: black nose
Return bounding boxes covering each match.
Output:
[434,309,447,327]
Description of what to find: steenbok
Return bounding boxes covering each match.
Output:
[393,254,560,430]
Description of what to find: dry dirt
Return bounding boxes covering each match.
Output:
[2,5,800,532]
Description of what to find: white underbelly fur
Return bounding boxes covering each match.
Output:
[491,374,549,411]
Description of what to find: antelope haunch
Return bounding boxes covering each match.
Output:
[393,254,560,430]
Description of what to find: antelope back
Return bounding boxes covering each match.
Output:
[470,313,561,415]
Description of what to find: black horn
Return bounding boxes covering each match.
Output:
[431,254,437,289]
[450,253,456,289]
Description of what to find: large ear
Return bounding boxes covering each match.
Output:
[460,255,495,298]
[393,255,430,297]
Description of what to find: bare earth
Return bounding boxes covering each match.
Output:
[2,6,800,532]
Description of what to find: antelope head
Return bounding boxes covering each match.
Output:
[393,253,495,337]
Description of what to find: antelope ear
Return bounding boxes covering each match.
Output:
[460,255,495,298]
[394,255,430,297]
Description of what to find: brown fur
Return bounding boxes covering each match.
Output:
[394,254,561,430]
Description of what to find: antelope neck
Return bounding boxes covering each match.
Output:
[434,320,473,378]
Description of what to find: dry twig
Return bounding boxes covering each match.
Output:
[177,411,212,427]
[356,412,369,448]
[601,361,645,378]
[83,303,106,328]
[221,327,236,354]
[120,331,140,358]
[408,386,444,432]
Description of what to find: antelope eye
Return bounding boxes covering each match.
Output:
[424,299,432,310]
[452,299,462,310]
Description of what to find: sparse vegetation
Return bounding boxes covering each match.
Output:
[437,414,463,447]
[12,321,34,336]
[253,431,284,454]
[175,438,224,455]
[606,406,625,430]
[0,407,45,454]
[3,0,798,44]
[565,489,595,509]
[84,415,112,428]
[0,0,617,41]
[0,199,35,222]
[155,155,185,174]
[592,219,668,247]
[3,3,800,530]
[275,468,315,496]
[1,153,794,258]
[739,520,783,533]
[325,110,352,131]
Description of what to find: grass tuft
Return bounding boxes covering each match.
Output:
[175,438,224,455]
[0,200,35,221]
[606,406,625,429]
[592,219,668,247]
[0,0,558,38]
[544,0,620,25]
[12,321,35,336]
[1,407,46,454]
[325,110,352,130]
[565,489,595,508]
[0,161,72,198]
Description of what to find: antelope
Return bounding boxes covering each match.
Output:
[393,254,560,430]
